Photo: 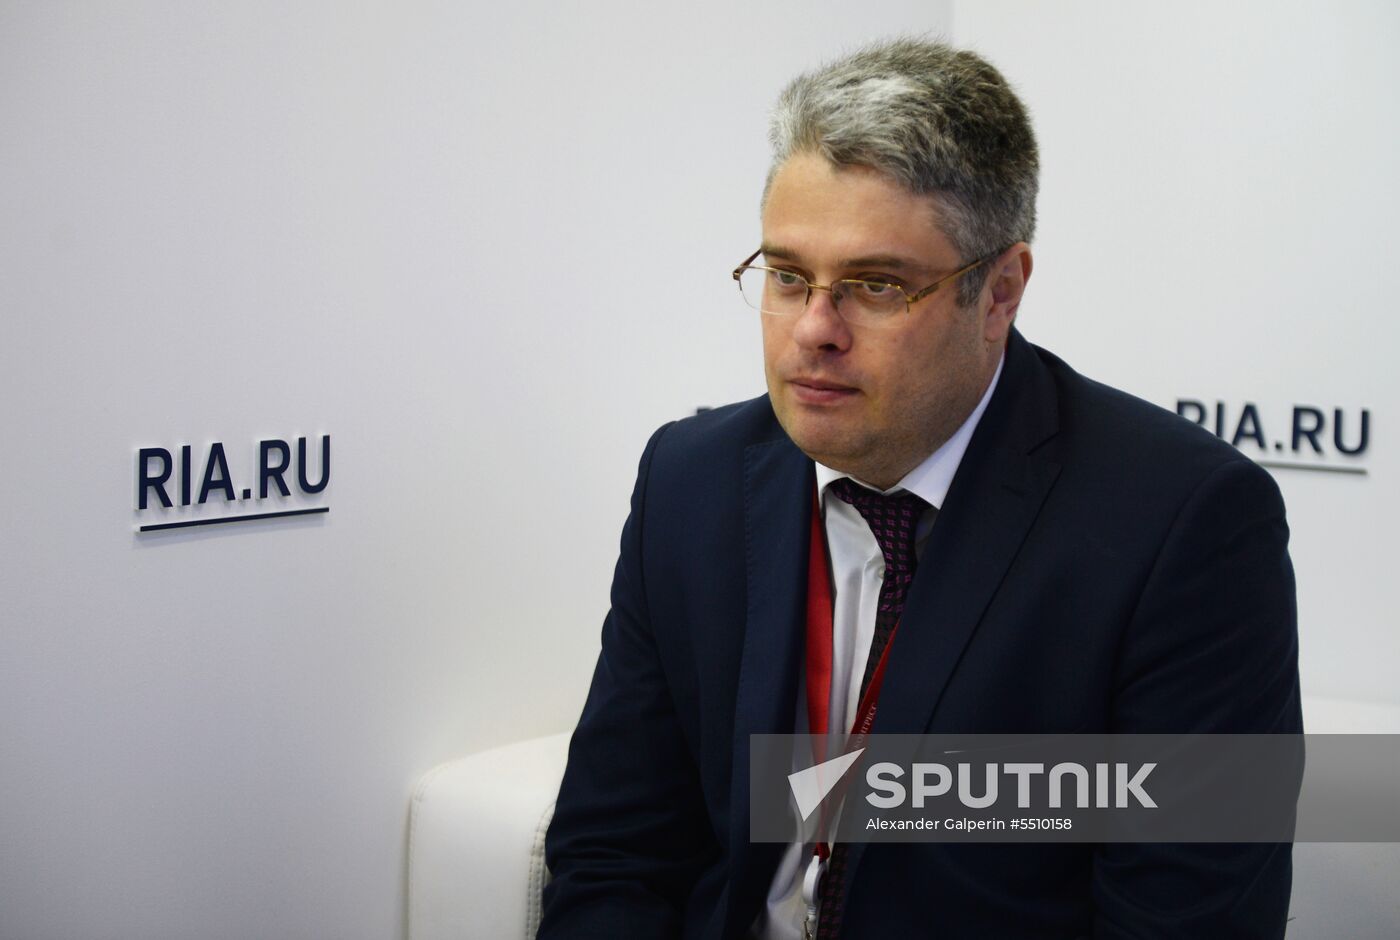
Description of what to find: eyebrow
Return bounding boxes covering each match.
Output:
[758,243,929,275]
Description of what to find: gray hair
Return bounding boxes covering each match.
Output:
[766,38,1038,305]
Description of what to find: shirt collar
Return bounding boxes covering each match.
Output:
[813,352,1004,511]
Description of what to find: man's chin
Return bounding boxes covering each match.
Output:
[777,420,863,469]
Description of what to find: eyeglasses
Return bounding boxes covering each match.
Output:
[730,249,994,327]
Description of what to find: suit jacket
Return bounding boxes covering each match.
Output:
[540,328,1302,939]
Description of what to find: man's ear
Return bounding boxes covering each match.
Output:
[982,243,1033,343]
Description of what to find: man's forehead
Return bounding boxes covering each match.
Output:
[760,153,957,270]
[758,242,934,276]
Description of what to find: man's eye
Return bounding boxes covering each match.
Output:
[856,279,899,296]
[770,270,805,290]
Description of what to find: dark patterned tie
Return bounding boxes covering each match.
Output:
[816,477,931,939]
[828,478,930,699]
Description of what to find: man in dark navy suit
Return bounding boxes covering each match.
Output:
[540,39,1300,939]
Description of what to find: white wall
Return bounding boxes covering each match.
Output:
[4,3,1394,937]
[952,1,1400,706]
[0,2,954,938]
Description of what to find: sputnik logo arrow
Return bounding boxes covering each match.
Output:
[787,748,866,821]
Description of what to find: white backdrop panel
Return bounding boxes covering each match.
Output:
[0,2,953,938]
[953,0,1400,707]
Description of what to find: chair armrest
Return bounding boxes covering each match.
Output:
[1301,695,1400,733]
[1290,695,1400,936]
[409,732,571,940]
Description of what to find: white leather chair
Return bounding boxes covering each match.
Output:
[1283,696,1400,938]
[407,698,1400,940]
[409,733,570,940]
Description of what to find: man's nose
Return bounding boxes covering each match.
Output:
[791,287,853,351]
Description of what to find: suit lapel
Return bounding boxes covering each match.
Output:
[873,328,1061,736]
[838,330,1063,898]
[723,425,812,936]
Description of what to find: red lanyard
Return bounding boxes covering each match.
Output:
[803,483,899,858]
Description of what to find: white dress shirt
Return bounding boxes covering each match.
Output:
[752,355,1004,939]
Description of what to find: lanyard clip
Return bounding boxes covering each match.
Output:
[802,852,825,940]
